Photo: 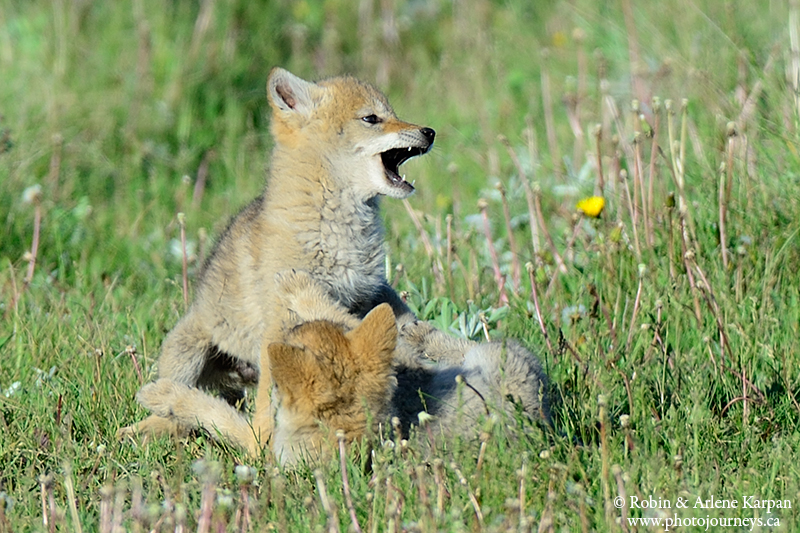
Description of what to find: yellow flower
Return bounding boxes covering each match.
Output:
[576,196,605,218]
[551,31,568,49]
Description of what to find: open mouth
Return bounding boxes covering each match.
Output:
[381,145,428,192]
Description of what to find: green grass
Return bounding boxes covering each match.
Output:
[1,0,799,531]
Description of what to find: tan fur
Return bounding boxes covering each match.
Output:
[135,271,550,465]
[268,304,396,465]
[136,270,396,465]
[120,67,434,441]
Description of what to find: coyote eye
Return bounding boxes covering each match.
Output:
[361,114,382,124]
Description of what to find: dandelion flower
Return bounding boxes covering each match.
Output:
[576,196,605,218]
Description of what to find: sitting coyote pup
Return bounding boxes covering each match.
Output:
[122,67,434,440]
[138,270,398,464]
[138,271,550,465]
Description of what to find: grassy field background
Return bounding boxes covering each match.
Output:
[1,0,799,530]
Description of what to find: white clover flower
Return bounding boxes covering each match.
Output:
[22,184,42,204]
[234,465,256,484]
[3,381,21,397]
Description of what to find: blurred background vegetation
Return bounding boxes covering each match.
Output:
[2,0,787,285]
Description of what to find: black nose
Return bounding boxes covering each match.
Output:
[420,127,435,143]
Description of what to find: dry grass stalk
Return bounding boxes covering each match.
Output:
[193,150,213,208]
[522,120,544,258]
[442,214,455,300]
[234,467,254,533]
[477,198,509,305]
[517,463,527,531]
[125,345,143,386]
[402,199,445,286]
[527,263,555,356]
[111,484,125,533]
[315,469,341,533]
[476,431,489,472]
[358,0,376,73]
[24,189,43,285]
[432,459,447,518]
[789,1,800,126]
[598,395,612,526]
[563,214,583,269]
[337,431,363,533]
[545,214,584,297]
[612,465,630,533]
[620,0,647,105]
[611,139,623,223]
[685,251,767,410]
[495,181,521,291]
[8,184,45,315]
[63,466,83,533]
[592,124,605,194]
[665,101,686,218]
[624,264,645,353]
[644,299,666,362]
[634,124,652,247]
[538,474,556,533]
[665,194,677,282]
[718,161,730,271]
[719,122,737,270]
[565,88,584,166]
[619,170,642,260]
[678,100,693,237]
[540,49,561,174]
[630,102,642,227]
[48,134,63,196]
[197,481,215,533]
[451,464,484,528]
[574,28,588,161]
[664,100,703,322]
[189,0,216,61]
[413,465,433,529]
[99,484,112,533]
[177,212,189,309]
[130,479,144,533]
[646,99,661,246]
[39,474,56,533]
[532,184,567,274]
[589,283,616,348]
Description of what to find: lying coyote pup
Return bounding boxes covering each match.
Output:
[122,67,434,440]
[138,271,550,465]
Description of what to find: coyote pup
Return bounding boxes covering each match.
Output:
[392,320,551,438]
[138,271,550,464]
[137,270,398,464]
[124,68,434,439]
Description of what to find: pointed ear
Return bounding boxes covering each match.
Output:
[267,68,319,116]
[268,343,321,398]
[347,304,397,367]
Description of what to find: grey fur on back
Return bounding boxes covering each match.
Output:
[392,321,551,439]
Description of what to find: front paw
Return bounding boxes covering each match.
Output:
[232,359,260,386]
[116,424,138,439]
[399,320,438,352]
[136,379,192,418]
[117,415,185,440]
